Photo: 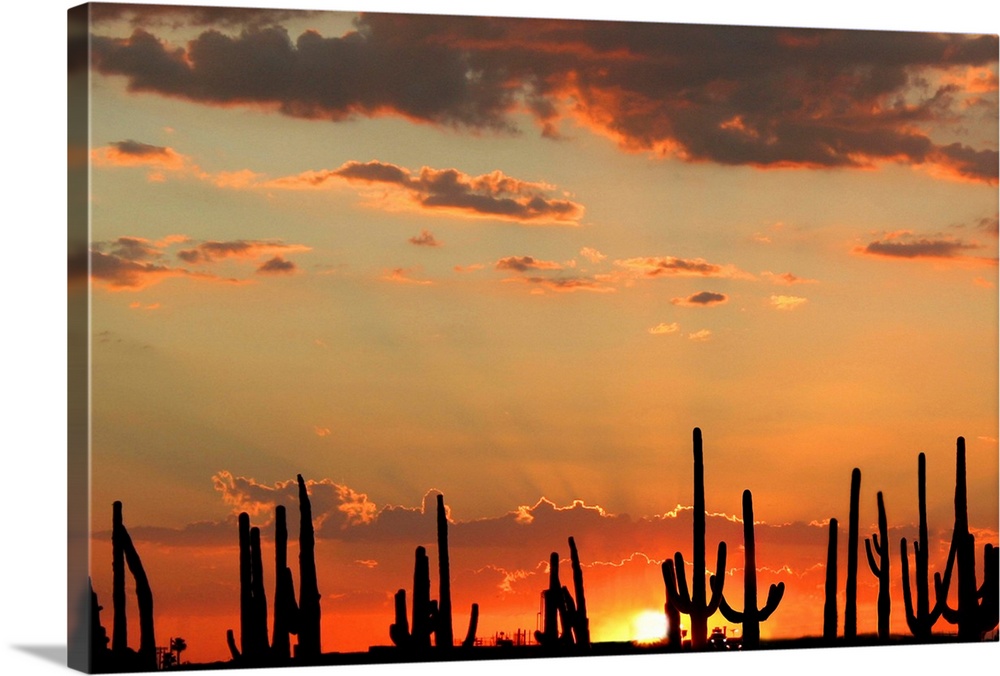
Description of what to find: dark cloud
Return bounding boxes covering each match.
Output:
[408,229,441,247]
[106,236,161,261]
[256,256,296,274]
[673,291,728,306]
[861,235,981,259]
[90,15,998,182]
[177,239,308,263]
[90,250,194,290]
[615,256,748,279]
[519,276,615,293]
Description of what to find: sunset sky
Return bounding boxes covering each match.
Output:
[75,1,998,665]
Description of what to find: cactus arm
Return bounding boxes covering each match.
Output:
[865,537,880,576]
[758,582,785,621]
[935,529,959,622]
[900,538,920,634]
[671,553,694,614]
[462,604,480,648]
[226,629,241,661]
[705,541,727,615]
[718,594,743,623]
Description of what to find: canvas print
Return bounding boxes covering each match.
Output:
[67,2,999,673]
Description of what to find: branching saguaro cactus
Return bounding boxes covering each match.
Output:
[110,501,157,671]
[390,546,434,650]
[844,468,861,641]
[865,491,891,640]
[535,552,565,647]
[823,518,838,643]
[661,559,682,650]
[296,474,322,660]
[899,452,947,640]
[533,548,589,650]
[938,437,1000,640]
[663,427,727,649]
[719,490,784,649]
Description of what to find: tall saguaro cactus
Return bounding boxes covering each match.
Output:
[389,546,434,650]
[435,494,454,649]
[845,468,861,641]
[271,505,299,661]
[899,452,946,639]
[568,536,591,648]
[663,427,727,649]
[865,491,891,639]
[823,518,838,642]
[938,437,1000,640]
[719,490,785,649]
[296,474,322,660]
[535,552,563,646]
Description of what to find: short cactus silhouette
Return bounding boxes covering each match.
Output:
[823,518,838,642]
[844,467,861,641]
[937,437,1000,640]
[899,452,947,639]
[662,427,727,649]
[864,491,891,640]
[271,505,300,661]
[535,552,565,647]
[461,603,480,648]
[719,489,784,649]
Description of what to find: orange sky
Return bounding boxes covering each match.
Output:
[74,0,998,666]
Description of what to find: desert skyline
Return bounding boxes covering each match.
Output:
[73,0,997,666]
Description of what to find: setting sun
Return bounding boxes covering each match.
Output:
[631,610,668,645]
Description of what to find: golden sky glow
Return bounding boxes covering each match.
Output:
[78,0,998,666]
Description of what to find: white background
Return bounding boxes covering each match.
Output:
[2,1,997,675]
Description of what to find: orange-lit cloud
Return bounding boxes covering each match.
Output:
[91,140,188,171]
[615,256,751,279]
[672,291,728,307]
[91,18,998,183]
[509,275,616,294]
[177,239,311,264]
[580,247,607,263]
[688,329,713,341]
[769,295,809,311]
[90,235,311,291]
[268,160,584,225]
[496,255,564,272]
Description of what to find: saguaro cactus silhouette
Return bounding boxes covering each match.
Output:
[568,536,591,648]
[110,501,157,671]
[899,452,946,639]
[938,437,1000,640]
[390,546,434,650]
[271,505,299,661]
[227,513,271,662]
[660,559,683,650]
[663,427,727,649]
[844,468,861,641]
[535,552,564,646]
[296,474,322,659]
[823,518,838,642]
[435,494,454,649]
[865,491,891,640]
[461,604,480,648]
[719,490,784,649]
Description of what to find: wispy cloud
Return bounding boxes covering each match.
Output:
[761,271,817,285]
[856,229,994,263]
[688,329,713,342]
[615,256,751,279]
[409,229,442,247]
[580,247,607,264]
[648,322,680,335]
[769,295,809,311]
[383,267,434,285]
